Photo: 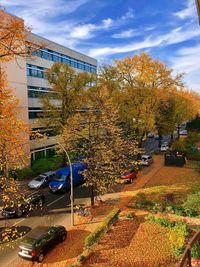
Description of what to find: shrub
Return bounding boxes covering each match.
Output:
[173,206,186,217]
[185,132,200,147]
[171,140,187,153]
[168,222,189,257]
[134,193,154,210]
[146,215,175,228]
[183,192,200,212]
[163,193,175,205]
[84,208,120,248]
[191,242,200,259]
[32,155,63,174]
[186,150,200,161]
[125,211,135,219]
[77,248,90,263]
[16,168,36,180]
[152,203,165,213]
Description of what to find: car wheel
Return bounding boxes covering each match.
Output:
[38,253,44,262]
[16,209,23,217]
[61,234,66,242]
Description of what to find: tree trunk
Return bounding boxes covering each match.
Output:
[158,135,162,149]
[170,133,173,142]
[177,125,180,140]
[91,185,95,206]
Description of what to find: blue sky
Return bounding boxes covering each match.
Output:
[1,0,200,92]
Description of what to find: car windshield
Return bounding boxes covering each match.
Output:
[142,156,148,160]
[35,175,45,182]
[54,174,67,182]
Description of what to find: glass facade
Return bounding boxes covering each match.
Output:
[32,48,97,74]
[31,145,56,162]
[27,64,47,79]
[28,86,57,99]
[29,107,44,119]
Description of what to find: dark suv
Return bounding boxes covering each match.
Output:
[18,225,67,262]
[2,192,45,218]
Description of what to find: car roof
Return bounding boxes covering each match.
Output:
[141,154,151,157]
[27,226,51,239]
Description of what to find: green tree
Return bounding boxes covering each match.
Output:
[41,62,94,131]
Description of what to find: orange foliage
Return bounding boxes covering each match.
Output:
[0,70,29,175]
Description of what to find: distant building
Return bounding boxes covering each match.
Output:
[3,11,97,164]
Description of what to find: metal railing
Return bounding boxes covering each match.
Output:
[178,231,200,267]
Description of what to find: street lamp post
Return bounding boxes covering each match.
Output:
[58,143,74,226]
[51,139,74,226]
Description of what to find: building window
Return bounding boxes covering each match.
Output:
[32,48,97,74]
[31,145,56,163]
[27,64,47,79]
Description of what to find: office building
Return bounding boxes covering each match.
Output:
[3,11,97,163]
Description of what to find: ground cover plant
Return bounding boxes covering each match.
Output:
[129,191,199,218]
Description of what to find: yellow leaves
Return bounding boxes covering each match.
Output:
[0,10,26,61]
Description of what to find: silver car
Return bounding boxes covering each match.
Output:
[140,155,153,166]
[28,171,56,189]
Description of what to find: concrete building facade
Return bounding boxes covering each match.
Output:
[3,12,97,163]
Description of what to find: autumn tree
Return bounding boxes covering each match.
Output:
[0,9,42,61]
[172,90,199,139]
[113,53,183,145]
[61,85,138,206]
[0,70,29,177]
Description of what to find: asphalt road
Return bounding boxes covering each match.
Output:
[142,133,178,154]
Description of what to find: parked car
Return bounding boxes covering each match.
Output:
[28,171,56,189]
[154,134,159,140]
[2,192,45,218]
[49,162,87,193]
[140,155,153,166]
[180,130,188,136]
[160,143,169,152]
[165,151,186,167]
[18,225,67,262]
[121,167,137,183]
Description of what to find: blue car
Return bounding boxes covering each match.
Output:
[49,162,87,193]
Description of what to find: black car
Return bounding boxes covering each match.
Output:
[2,192,45,218]
[18,225,67,262]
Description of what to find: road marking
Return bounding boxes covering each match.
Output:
[13,218,25,226]
[47,195,65,207]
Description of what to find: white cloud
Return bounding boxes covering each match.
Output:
[2,0,90,17]
[112,29,137,39]
[69,9,134,40]
[70,24,95,39]
[170,45,200,92]
[174,0,196,20]
[89,25,200,58]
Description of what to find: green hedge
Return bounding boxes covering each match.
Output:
[32,155,63,174]
[186,150,200,161]
[16,168,36,180]
[15,155,64,180]
[84,208,120,248]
